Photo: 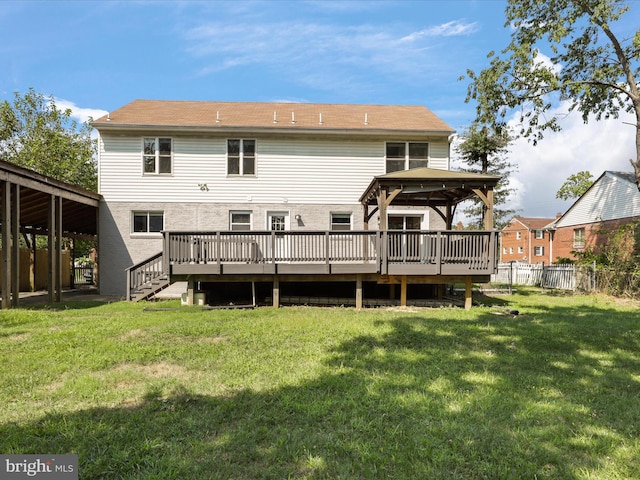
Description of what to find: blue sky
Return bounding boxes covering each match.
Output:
[1,0,637,219]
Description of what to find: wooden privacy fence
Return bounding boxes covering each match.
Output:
[0,248,72,291]
[491,262,594,291]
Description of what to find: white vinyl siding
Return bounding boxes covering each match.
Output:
[100,135,387,204]
[428,141,449,170]
[556,173,640,227]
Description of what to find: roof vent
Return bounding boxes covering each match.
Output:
[364,113,368,126]
[291,112,296,124]
[216,111,220,123]
[273,111,277,124]
[106,112,111,121]
[319,113,323,125]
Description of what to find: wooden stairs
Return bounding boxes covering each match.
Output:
[129,274,172,302]
[126,252,172,302]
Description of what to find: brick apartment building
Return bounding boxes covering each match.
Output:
[500,216,556,264]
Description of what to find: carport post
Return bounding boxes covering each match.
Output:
[2,181,12,309]
[11,184,20,307]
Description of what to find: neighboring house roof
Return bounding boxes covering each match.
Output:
[92,100,455,135]
[553,171,640,228]
[505,216,556,231]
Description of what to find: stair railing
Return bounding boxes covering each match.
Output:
[125,252,165,301]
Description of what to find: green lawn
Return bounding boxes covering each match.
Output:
[1,291,639,479]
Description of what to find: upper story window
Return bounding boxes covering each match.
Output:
[534,230,544,239]
[516,231,522,240]
[331,213,352,231]
[228,139,256,176]
[143,138,172,174]
[132,211,164,234]
[386,142,429,173]
[230,211,252,231]
[534,246,545,256]
[573,228,586,248]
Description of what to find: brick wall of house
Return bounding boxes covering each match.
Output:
[551,217,640,262]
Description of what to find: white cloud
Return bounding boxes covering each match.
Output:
[54,98,108,123]
[506,102,636,218]
[400,20,478,42]
[184,18,476,89]
[532,50,562,75]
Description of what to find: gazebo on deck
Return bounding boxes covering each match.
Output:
[360,167,500,231]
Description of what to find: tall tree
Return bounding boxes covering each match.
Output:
[455,124,517,229]
[464,0,640,187]
[556,170,594,200]
[0,88,97,191]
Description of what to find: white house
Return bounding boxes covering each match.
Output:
[548,171,640,261]
[92,100,499,308]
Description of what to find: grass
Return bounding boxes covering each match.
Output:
[1,290,639,479]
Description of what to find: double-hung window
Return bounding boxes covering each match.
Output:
[385,142,429,173]
[573,228,586,248]
[228,139,256,175]
[534,230,544,239]
[534,246,544,256]
[230,211,252,231]
[132,211,164,234]
[143,138,172,174]
[331,213,352,231]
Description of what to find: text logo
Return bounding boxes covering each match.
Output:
[1,455,77,479]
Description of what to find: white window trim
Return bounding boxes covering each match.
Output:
[385,141,430,172]
[131,211,164,237]
[534,246,545,256]
[227,138,257,176]
[386,209,429,230]
[229,210,253,231]
[534,230,544,239]
[142,137,173,175]
[330,212,353,231]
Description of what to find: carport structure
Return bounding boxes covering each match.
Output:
[0,159,101,308]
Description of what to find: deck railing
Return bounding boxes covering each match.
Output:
[163,230,498,276]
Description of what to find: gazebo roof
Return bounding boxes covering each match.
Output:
[360,167,501,207]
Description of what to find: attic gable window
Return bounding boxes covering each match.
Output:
[386,142,428,173]
[143,137,172,175]
[228,139,256,176]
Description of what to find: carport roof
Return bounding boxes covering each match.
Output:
[0,159,101,237]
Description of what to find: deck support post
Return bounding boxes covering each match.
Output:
[273,276,280,308]
[186,277,195,306]
[355,274,363,310]
[400,275,407,307]
[437,284,443,300]
[464,276,473,310]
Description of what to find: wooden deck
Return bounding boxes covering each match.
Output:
[127,230,499,308]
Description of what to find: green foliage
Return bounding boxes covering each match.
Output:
[574,222,639,267]
[1,297,639,479]
[556,170,594,200]
[455,124,517,229]
[0,88,97,191]
[573,222,640,295]
[463,0,640,182]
